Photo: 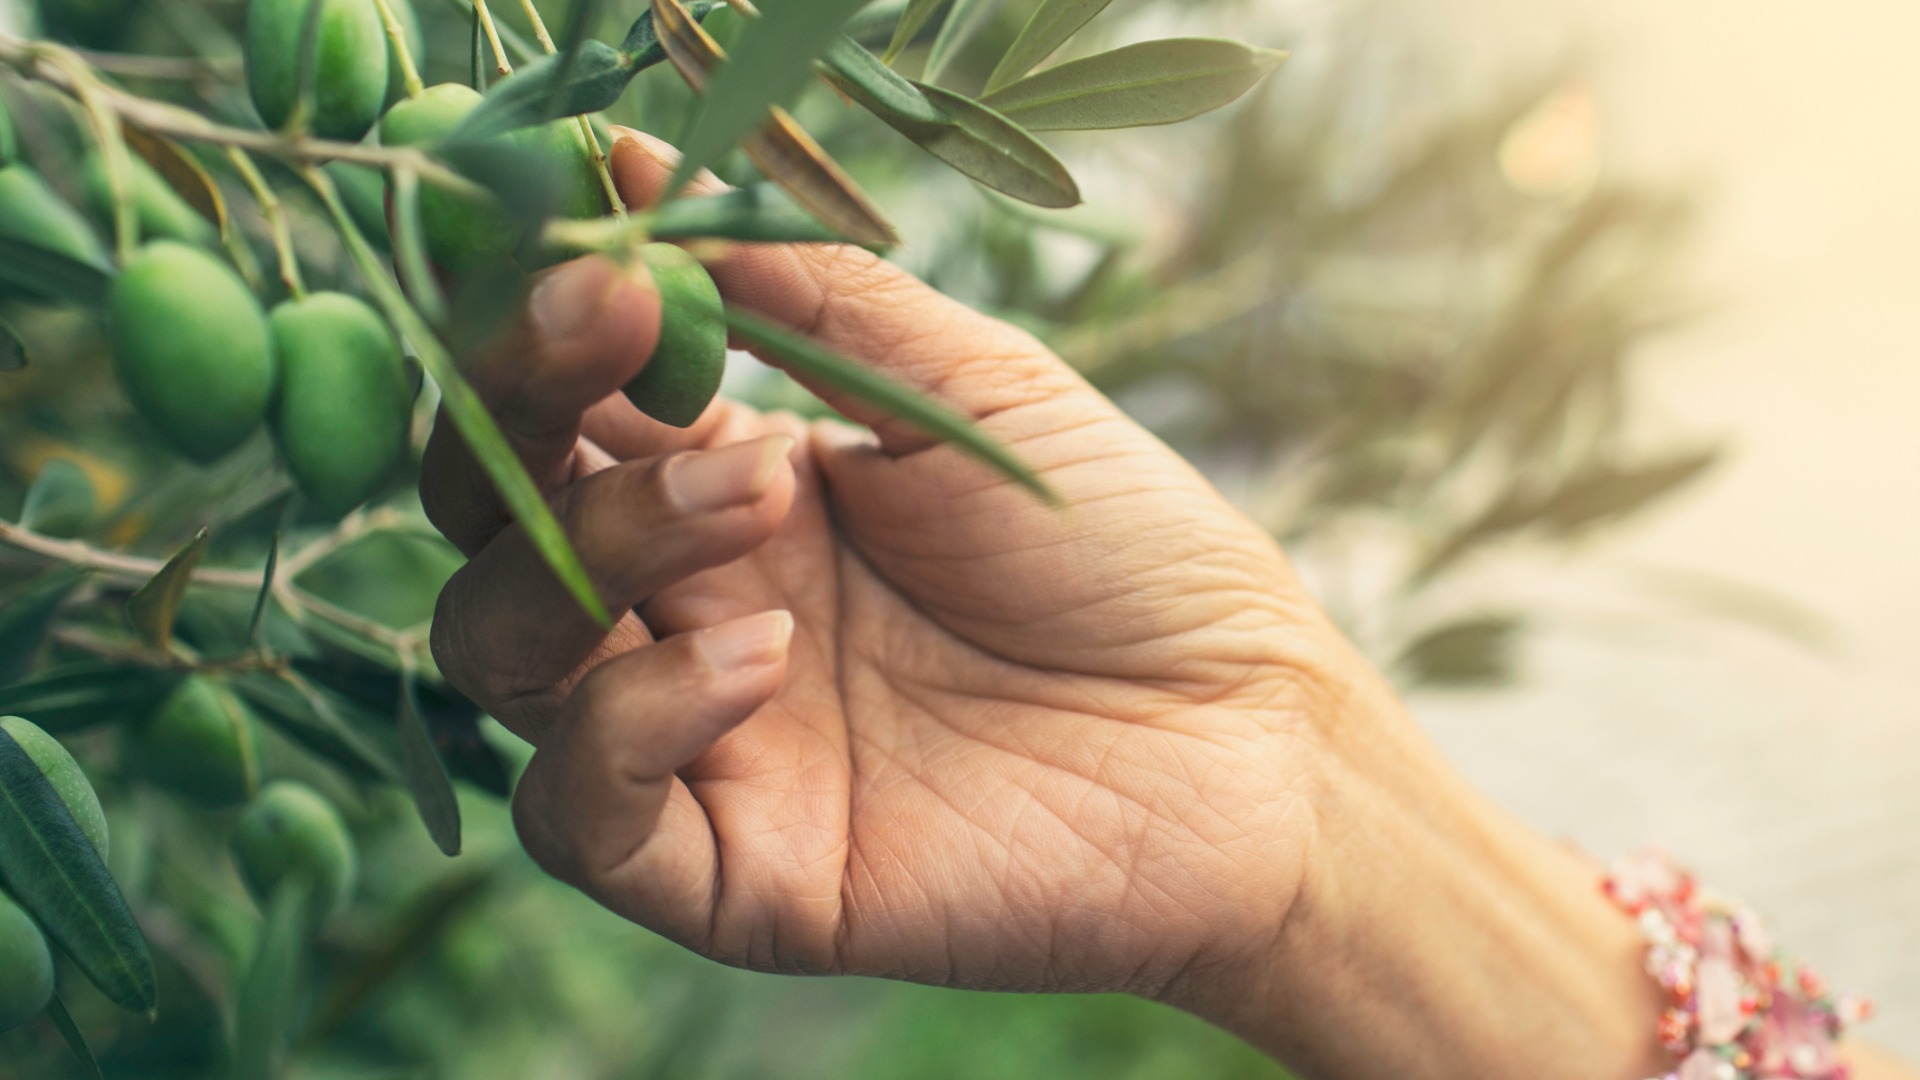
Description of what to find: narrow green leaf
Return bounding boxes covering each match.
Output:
[0,314,25,369]
[617,0,719,58]
[231,671,401,783]
[307,167,610,627]
[0,661,180,734]
[248,532,280,648]
[390,169,446,325]
[665,0,873,199]
[1536,451,1720,535]
[0,725,156,1011]
[20,460,96,538]
[543,0,610,121]
[1396,614,1522,687]
[397,674,461,856]
[982,38,1286,131]
[45,993,106,1080]
[823,39,1078,205]
[455,41,631,139]
[0,236,114,307]
[470,0,487,91]
[231,878,308,1080]
[982,0,1112,95]
[923,0,999,86]
[648,185,849,243]
[127,527,208,650]
[725,308,1057,502]
[882,0,948,64]
[0,568,87,685]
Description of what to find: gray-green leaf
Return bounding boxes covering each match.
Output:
[649,185,852,243]
[0,568,85,686]
[922,0,999,86]
[0,236,114,307]
[20,460,96,538]
[397,675,461,856]
[983,38,1286,131]
[0,724,156,1012]
[883,0,948,63]
[127,527,208,650]
[982,0,1112,96]
[724,308,1057,503]
[454,41,632,140]
[822,39,1079,208]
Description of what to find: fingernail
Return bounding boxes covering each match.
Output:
[697,610,794,671]
[531,259,637,343]
[665,435,794,513]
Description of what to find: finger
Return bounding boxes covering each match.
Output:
[512,610,793,947]
[430,435,797,739]
[608,130,1091,454]
[420,255,662,554]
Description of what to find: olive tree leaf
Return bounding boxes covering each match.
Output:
[0,236,113,307]
[0,314,24,370]
[127,527,208,651]
[1534,450,1719,535]
[617,0,719,58]
[231,670,401,783]
[653,0,897,245]
[20,459,95,538]
[121,129,226,234]
[822,38,1080,207]
[0,661,180,734]
[725,308,1057,503]
[247,532,279,648]
[306,166,610,628]
[231,877,309,1080]
[389,168,447,325]
[982,39,1287,131]
[982,0,1114,96]
[648,184,851,243]
[923,0,1000,86]
[1395,614,1523,688]
[454,41,631,139]
[397,674,461,856]
[45,993,106,1080]
[661,0,873,199]
[0,568,87,686]
[883,0,949,64]
[0,725,157,1012]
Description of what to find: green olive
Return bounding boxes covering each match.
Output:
[245,0,390,141]
[0,716,108,859]
[81,152,217,246]
[0,890,53,1033]
[378,83,520,272]
[512,120,610,270]
[231,781,357,929]
[268,292,412,513]
[126,676,262,809]
[0,163,111,295]
[622,243,727,428]
[109,241,276,463]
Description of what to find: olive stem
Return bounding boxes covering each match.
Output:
[471,0,514,77]
[226,148,308,301]
[0,34,488,199]
[366,0,426,99]
[68,49,238,83]
[39,47,139,264]
[512,0,557,51]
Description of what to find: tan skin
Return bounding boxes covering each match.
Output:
[422,131,1914,1080]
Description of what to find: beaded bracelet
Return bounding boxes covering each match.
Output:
[1602,850,1874,1080]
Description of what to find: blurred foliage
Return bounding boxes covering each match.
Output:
[0,0,1730,1075]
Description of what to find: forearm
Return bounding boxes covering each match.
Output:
[1201,690,1665,1078]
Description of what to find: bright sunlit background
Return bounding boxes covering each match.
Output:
[1386,0,1920,1055]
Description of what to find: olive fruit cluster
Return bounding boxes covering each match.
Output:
[0,716,108,1033]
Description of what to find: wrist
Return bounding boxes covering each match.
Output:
[1172,671,1669,1079]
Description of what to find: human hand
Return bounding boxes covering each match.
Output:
[425,130,1670,1079]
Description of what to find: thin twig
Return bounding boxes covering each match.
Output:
[69,49,238,82]
[227,147,307,299]
[367,0,425,98]
[471,0,514,76]
[42,48,139,262]
[0,34,488,199]
[513,0,558,51]
[0,519,260,589]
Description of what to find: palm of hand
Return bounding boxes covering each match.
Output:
[601,393,1323,998]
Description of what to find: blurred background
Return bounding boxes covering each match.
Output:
[1,0,1915,1073]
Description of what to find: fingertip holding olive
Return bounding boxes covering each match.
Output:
[622,243,727,428]
[232,781,357,930]
[245,0,390,141]
[109,241,276,463]
[268,291,412,514]
[0,890,54,1033]
[126,676,262,809]
[0,715,109,859]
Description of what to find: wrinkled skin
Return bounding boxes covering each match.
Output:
[424,131,1367,1008]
